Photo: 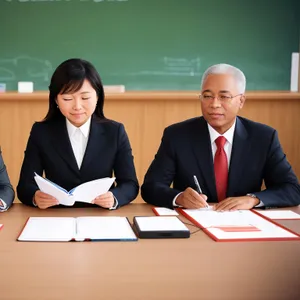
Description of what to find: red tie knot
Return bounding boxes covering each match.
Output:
[215,136,226,149]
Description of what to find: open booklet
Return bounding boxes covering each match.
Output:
[34,173,115,206]
[18,216,137,242]
[178,209,300,242]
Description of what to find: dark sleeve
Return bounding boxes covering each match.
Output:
[17,123,42,206]
[110,123,139,207]
[141,128,181,209]
[255,130,300,207]
[0,149,15,209]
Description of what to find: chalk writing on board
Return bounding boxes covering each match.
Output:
[125,57,202,77]
[163,57,201,76]
[0,56,53,82]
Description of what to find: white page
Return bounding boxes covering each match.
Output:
[154,205,213,216]
[135,216,189,232]
[72,177,115,203]
[255,210,300,220]
[18,217,76,241]
[183,209,299,240]
[34,174,74,206]
[75,216,136,241]
[154,207,179,216]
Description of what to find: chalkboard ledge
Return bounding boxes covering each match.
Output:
[0,91,299,102]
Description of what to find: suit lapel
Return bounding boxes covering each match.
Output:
[80,117,105,173]
[191,117,217,200]
[227,117,249,196]
[50,118,80,175]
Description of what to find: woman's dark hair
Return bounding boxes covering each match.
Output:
[44,58,105,121]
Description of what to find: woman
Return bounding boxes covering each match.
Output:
[17,58,139,209]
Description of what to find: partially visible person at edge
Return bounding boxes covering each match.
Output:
[0,149,14,212]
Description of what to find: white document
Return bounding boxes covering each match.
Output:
[18,217,137,242]
[256,210,300,220]
[153,207,179,216]
[34,173,115,206]
[182,209,299,240]
[134,216,189,232]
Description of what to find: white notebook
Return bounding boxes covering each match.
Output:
[18,216,137,242]
[34,173,115,206]
[255,210,300,220]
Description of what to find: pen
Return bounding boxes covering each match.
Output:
[193,175,209,208]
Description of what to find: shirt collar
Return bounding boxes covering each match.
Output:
[207,118,236,145]
[66,117,91,138]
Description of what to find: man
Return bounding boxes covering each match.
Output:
[0,149,14,212]
[141,64,300,210]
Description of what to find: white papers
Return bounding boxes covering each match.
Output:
[18,217,76,242]
[34,173,115,206]
[75,217,137,241]
[153,207,179,216]
[134,216,189,232]
[153,206,213,216]
[256,210,300,220]
[182,209,299,240]
[18,217,137,242]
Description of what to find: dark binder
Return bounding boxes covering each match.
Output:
[133,216,190,239]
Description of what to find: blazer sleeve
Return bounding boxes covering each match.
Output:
[0,149,15,209]
[141,127,181,208]
[17,123,43,206]
[255,130,300,207]
[110,123,139,207]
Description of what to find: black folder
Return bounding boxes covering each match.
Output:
[133,216,190,239]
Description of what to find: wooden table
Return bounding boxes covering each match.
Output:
[1,204,300,300]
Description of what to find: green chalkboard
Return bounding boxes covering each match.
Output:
[0,0,299,91]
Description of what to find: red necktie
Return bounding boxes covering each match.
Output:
[214,136,228,202]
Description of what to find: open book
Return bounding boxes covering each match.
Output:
[34,173,115,206]
[18,216,137,242]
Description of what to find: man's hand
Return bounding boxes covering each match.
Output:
[34,190,59,209]
[176,187,208,209]
[92,191,115,209]
[214,196,259,211]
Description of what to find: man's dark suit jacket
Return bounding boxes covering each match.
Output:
[0,150,15,209]
[141,116,300,209]
[17,115,139,208]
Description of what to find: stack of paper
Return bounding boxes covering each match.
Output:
[34,173,115,206]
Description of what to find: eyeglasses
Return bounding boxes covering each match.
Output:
[199,93,243,102]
